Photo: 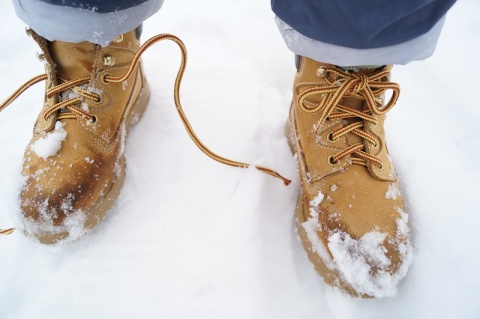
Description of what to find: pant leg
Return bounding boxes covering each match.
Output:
[13,0,164,46]
[271,0,456,65]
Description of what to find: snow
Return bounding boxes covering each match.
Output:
[1,0,480,318]
[326,206,413,299]
[21,203,88,245]
[385,182,401,200]
[310,191,324,207]
[328,231,393,297]
[30,121,67,159]
[304,192,412,298]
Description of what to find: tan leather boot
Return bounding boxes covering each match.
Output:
[0,29,292,243]
[288,57,412,298]
[17,28,150,244]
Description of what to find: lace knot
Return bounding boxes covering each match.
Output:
[350,73,369,94]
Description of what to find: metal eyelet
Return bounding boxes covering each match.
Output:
[327,132,339,143]
[328,155,339,166]
[93,94,103,104]
[103,55,116,67]
[112,34,124,43]
[91,115,98,124]
[372,140,379,149]
[101,73,110,85]
[316,66,326,78]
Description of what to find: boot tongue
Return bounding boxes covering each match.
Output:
[340,68,379,146]
[48,40,97,80]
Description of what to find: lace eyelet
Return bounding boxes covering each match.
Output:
[316,66,326,78]
[112,34,124,43]
[372,141,378,149]
[327,132,339,143]
[328,155,339,166]
[101,73,110,85]
[103,55,116,67]
[93,94,103,104]
[90,115,98,124]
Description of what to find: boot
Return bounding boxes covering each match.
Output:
[288,57,412,298]
[0,29,292,243]
[17,28,150,244]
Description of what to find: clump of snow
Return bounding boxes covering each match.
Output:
[303,194,339,272]
[302,216,334,269]
[19,190,88,246]
[307,191,324,220]
[328,231,394,297]
[30,122,67,159]
[85,157,94,164]
[310,191,324,207]
[395,207,409,237]
[81,102,90,112]
[21,210,88,246]
[61,210,88,242]
[385,182,401,200]
[330,184,338,192]
[19,193,88,246]
[60,89,81,102]
[302,201,412,298]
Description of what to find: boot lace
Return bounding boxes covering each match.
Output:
[297,65,400,168]
[0,33,291,235]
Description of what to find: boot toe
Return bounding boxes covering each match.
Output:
[18,147,121,245]
[298,182,412,298]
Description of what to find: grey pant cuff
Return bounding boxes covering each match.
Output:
[13,0,164,46]
[276,16,446,66]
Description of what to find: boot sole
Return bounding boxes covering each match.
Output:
[36,70,151,244]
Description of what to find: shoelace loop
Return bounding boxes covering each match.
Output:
[0,33,291,235]
[297,66,400,168]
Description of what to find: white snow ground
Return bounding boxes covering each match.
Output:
[0,1,479,318]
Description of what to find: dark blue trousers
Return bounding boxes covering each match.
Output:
[271,0,456,49]
[37,0,455,49]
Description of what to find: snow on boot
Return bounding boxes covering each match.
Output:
[287,56,412,298]
[11,28,149,244]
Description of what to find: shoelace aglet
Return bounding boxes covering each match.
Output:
[255,165,291,186]
[0,228,15,235]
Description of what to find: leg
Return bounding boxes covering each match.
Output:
[13,0,163,46]
[273,0,456,297]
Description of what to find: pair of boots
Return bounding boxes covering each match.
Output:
[0,28,411,298]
